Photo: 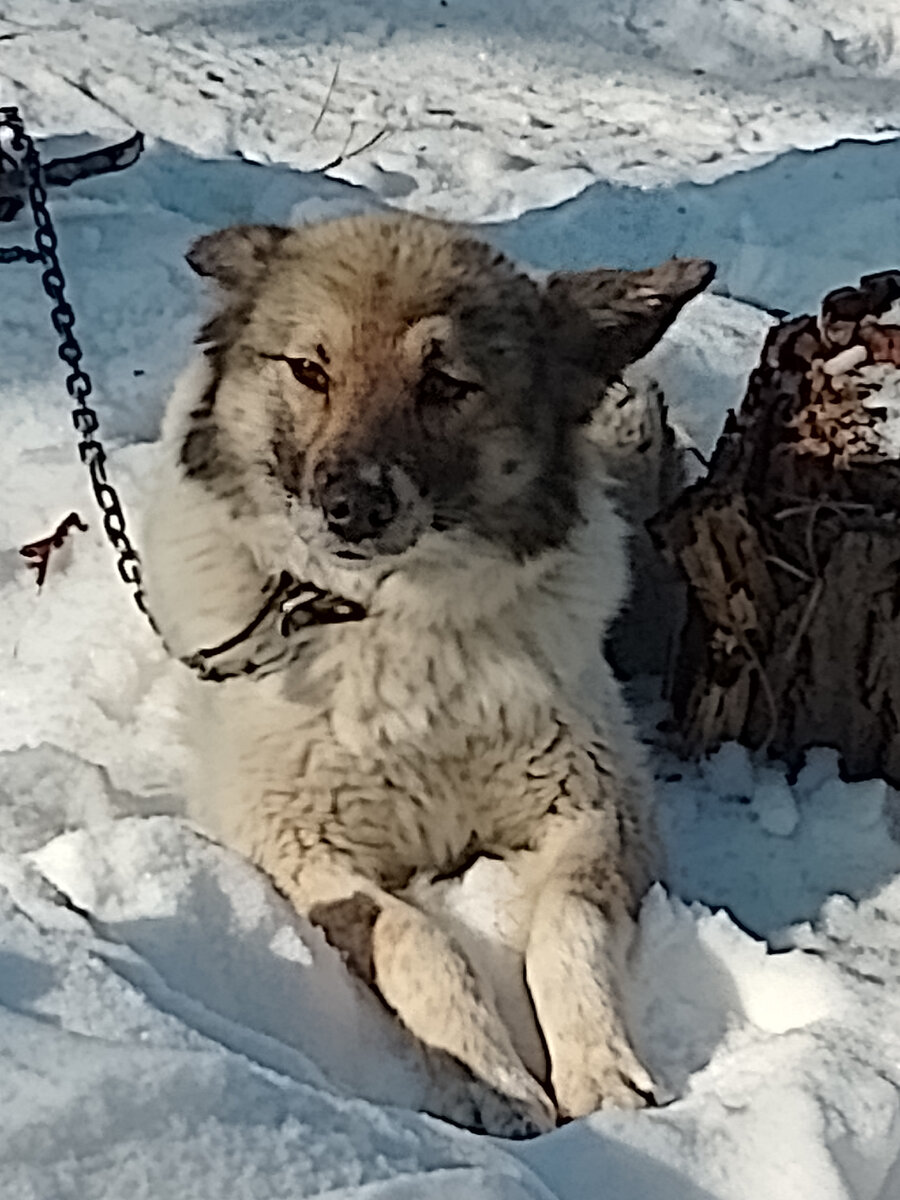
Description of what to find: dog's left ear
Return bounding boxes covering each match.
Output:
[545,257,716,381]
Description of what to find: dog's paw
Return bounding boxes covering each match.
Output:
[472,1084,557,1140]
[428,1066,556,1139]
[553,1043,656,1120]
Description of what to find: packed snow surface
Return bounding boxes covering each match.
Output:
[3,2,900,1198]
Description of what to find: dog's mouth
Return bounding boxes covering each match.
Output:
[325,539,411,568]
[325,519,430,566]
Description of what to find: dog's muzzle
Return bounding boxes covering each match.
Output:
[315,462,401,546]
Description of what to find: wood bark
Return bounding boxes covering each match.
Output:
[652,270,900,783]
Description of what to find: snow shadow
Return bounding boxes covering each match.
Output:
[657,752,900,939]
[0,950,56,1011]
[30,818,443,1111]
[488,135,900,315]
[104,868,408,1094]
[518,1120,722,1200]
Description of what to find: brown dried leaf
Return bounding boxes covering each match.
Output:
[20,512,88,588]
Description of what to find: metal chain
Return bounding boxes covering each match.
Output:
[0,245,41,263]
[0,106,158,634]
[0,107,368,679]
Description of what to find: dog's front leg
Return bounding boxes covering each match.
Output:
[272,855,555,1138]
[525,808,655,1119]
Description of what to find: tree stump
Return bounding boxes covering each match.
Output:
[653,270,900,783]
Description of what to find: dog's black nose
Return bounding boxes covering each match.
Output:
[319,469,399,543]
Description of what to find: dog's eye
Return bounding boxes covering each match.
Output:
[285,358,330,394]
[420,368,480,406]
[263,354,330,396]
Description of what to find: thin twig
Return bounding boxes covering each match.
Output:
[318,125,389,172]
[773,500,874,522]
[785,576,825,664]
[765,554,814,584]
[59,73,127,123]
[740,634,780,757]
[772,498,877,576]
[804,505,820,575]
[310,60,340,137]
[326,119,357,169]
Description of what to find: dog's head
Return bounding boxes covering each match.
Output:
[183,213,712,570]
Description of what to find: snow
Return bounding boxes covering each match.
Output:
[4,1,900,1197]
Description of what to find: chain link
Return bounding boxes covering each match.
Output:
[0,245,41,263]
[0,107,159,634]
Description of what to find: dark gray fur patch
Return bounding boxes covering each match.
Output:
[270,403,306,496]
[179,367,222,482]
[180,425,219,476]
[309,892,382,984]
[461,458,582,561]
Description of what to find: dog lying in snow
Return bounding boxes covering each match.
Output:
[143,212,713,1136]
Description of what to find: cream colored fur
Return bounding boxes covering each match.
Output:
[143,214,709,1137]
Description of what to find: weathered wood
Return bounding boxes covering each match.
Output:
[653,271,900,782]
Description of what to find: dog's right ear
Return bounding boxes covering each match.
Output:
[186,225,289,290]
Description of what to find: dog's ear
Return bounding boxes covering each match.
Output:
[545,257,716,379]
[186,224,290,289]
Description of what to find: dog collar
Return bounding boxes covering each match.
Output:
[179,570,367,681]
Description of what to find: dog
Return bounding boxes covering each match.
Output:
[143,212,713,1136]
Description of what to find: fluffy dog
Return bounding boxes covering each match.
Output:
[143,212,713,1136]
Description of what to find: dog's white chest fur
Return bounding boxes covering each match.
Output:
[181,493,629,889]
